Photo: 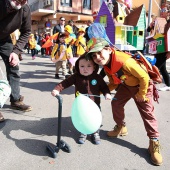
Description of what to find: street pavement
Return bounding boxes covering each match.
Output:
[0,53,170,170]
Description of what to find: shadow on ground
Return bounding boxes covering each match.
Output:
[99,129,152,165]
[0,116,78,157]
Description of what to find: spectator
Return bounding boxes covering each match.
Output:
[0,0,32,122]
[53,17,66,35]
[68,20,78,57]
[39,32,46,57]
[84,20,93,42]
[147,18,170,91]
[68,20,78,37]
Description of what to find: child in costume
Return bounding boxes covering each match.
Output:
[86,37,163,166]
[64,25,76,75]
[51,53,112,145]
[51,32,69,79]
[74,27,86,57]
[28,34,36,60]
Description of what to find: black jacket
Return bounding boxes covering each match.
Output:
[53,24,65,35]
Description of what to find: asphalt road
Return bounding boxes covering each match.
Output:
[0,53,170,170]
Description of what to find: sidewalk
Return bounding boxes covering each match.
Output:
[0,53,170,170]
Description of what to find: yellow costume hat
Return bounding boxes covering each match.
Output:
[64,25,73,34]
[78,27,85,33]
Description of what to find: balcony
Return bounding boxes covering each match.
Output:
[29,0,55,18]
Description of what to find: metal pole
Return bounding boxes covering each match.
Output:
[148,0,153,28]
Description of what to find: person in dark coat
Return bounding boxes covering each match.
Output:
[0,0,32,122]
[53,17,66,35]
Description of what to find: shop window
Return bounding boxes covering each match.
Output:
[61,0,72,7]
[83,0,91,9]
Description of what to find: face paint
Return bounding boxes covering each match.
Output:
[8,0,27,10]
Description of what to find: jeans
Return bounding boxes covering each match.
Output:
[155,52,170,86]
[0,38,20,102]
[31,49,36,57]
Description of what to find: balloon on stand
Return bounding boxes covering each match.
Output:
[71,92,102,135]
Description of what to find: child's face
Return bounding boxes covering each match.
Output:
[79,59,95,76]
[59,37,65,43]
[91,48,111,66]
[79,31,85,36]
[65,31,70,36]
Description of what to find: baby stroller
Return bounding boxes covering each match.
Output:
[47,95,71,158]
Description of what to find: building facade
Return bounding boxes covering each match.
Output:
[29,0,100,34]
[29,0,169,34]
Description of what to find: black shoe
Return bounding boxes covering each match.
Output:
[78,134,87,144]
[91,133,101,145]
[55,74,60,79]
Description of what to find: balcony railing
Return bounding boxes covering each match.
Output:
[29,0,53,12]
[29,1,41,12]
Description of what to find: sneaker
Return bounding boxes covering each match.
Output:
[32,56,35,60]
[11,96,32,112]
[78,134,87,144]
[55,74,60,79]
[91,133,101,145]
[107,125,128,137]
[158,86,170,91]
[0,112,5,122]
[148,139,163,166]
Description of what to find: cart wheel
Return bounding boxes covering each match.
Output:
[60,140,71,153]
[52,152,57,158]
[46,145,57,158]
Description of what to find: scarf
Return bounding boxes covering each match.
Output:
[104,50,131,84]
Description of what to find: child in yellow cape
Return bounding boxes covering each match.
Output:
[64,25,76,74]
[51,32,70,79]
[74,27,86,57]
[28,34,36,60]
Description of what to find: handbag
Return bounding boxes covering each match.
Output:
[0,67,11,108]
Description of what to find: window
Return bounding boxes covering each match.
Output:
[83,0,91,9]
[133,30,137,36]
[138,31,143,36]
[100,15,107,27]
[61,0,72,7]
